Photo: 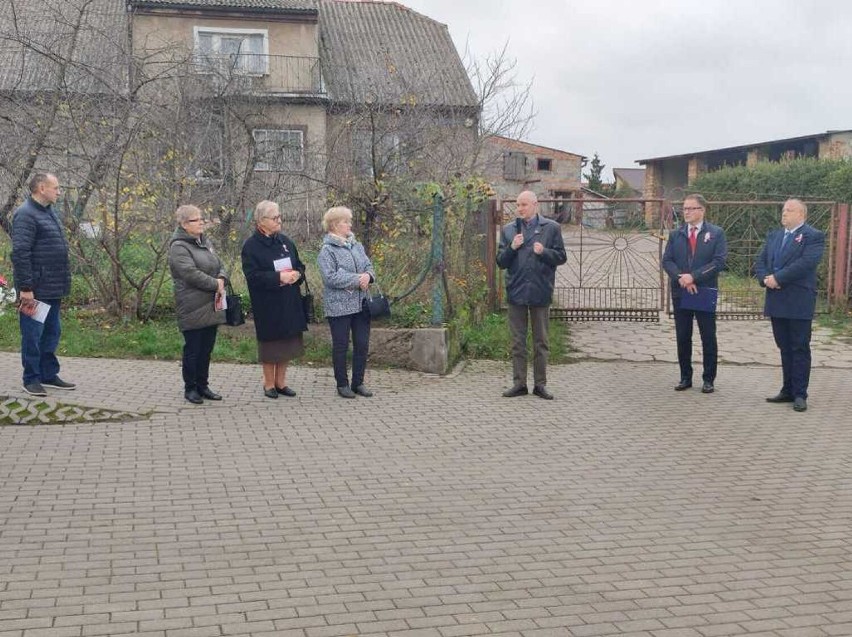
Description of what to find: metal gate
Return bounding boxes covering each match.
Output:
[497,198,666,321]
[667,200,838,318]
[491,198,849,322]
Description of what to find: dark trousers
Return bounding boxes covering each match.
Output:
[328,308,371,388]
[508,303,550,387]
[771,317,812,399]
[181,325,218,392]
[19,298,62,385]
[673,305,717,382]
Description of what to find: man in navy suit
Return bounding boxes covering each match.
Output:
[755,199,825,412]
[662,194,728,393]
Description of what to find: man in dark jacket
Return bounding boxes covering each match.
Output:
[662,194,728,394]
[755,199,825,412]
[11,173,75,396]
[496,190,567,399]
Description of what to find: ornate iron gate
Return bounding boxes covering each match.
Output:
[498,198,666,321]
[493,197,846,322]
[666,200,838,318]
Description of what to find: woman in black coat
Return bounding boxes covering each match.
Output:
[241,200,307,398]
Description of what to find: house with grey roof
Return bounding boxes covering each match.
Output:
[318,0,479,188]
[1,0,479,232]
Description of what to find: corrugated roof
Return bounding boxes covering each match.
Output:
[637,130,852,164]
[613,167,645,191]
[488,135,585,160]
[319,0,477,108]
[0,0,128,94]
[129,0,317,12]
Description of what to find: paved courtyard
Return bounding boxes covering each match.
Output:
[1,321,852,637]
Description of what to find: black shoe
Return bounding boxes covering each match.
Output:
[674,379,693,391]
[198,387,222,401]
[263,387,278,399]
[502,385,528,397]
[337,386,357,399]
[793,397,808,412]
[701,381,715,394]
[22,382,47,397]
[42,377,76,390]
[276,386,296,397]
[533,385,554,400]
[352,385,373,397]
[766,392,794,403]
[184,389,203,404]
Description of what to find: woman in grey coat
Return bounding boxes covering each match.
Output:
[317,206,376,398]
[168,205,227,404]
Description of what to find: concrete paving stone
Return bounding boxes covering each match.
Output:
[80,622,137,636]
[303,623,357,637]
[163,629,222,637]
[406,616,459,630]
[3,348,852,637]
[776,629,829,637]
[565,622,618,636]
[437,623,490,637]
[694,624,748,637]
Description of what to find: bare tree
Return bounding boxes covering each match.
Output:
[0,0,326,317]
[321,41,534,254]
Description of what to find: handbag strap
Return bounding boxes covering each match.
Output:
[366,280,384,301]
[225,279,236,296]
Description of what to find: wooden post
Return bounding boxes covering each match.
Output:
[485,199,498,311]
[832,203,850,307]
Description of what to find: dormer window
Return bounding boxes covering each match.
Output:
[194,27,269,75]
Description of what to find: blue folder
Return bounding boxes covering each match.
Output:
[679,287,718,312]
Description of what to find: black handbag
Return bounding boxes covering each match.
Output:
[301,277,316,324]
[363,284,391,319]
[224,281,245,327]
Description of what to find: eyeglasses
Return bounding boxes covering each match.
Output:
[682,207,704,211]
[266,215,282,222]
[186,218,206,223]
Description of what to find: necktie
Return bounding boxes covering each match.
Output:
[688,226,697,255]
[781,230,791,250]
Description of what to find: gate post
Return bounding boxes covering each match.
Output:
[832,203,850,308]
[485,199,499,311]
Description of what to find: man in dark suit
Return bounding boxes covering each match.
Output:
[754,199,825,412]
[662,194,728,393]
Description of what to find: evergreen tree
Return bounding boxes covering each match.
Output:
[584,152,606,193]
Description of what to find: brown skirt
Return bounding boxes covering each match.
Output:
[257,334,304,364]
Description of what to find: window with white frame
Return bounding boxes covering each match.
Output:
[194,27,268,75]
[253,129,304,172]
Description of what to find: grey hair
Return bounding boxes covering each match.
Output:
[517,190,538,204]
[175,204,202,224]
[322,206,353,232]
[254,200,279,224]
[28,172,55,194]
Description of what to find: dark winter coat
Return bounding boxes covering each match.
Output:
[168,227,227,332]
[241,230,307,342]
[11,197,71,299]
[496,214,567,306]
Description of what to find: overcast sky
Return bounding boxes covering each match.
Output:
[401,0,852,179]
